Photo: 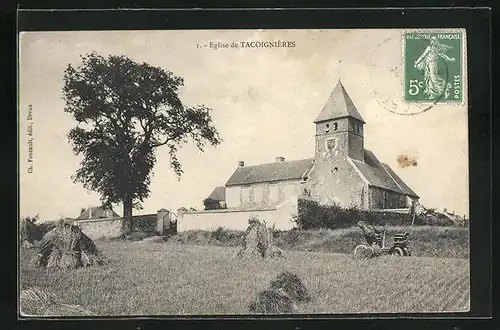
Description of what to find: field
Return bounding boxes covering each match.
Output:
[20,239,470,315]
[173,226,470,259]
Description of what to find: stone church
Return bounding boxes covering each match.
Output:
[212,80,419,211]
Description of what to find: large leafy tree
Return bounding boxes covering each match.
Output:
[63,52,221,232]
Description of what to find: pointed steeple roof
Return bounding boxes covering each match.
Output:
[314,80,366,124]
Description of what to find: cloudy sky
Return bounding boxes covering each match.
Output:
[19,29,469,221]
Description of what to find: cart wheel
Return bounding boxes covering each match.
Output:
[354,244,374,259]
[391,247,404,257]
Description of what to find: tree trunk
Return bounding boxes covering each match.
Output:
[122,196,133,235]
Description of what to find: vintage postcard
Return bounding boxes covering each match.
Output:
[18,29,469,316]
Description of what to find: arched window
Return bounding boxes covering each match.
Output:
[333,122,338,131]
[325,123,330,133]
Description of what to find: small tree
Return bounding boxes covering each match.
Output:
[63,52,221,233]
[203,197,224,210]
[20,214,40,243]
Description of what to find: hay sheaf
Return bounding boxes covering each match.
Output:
[30,221,108,269]
[22,240,35,249]
[235,217,283,259]
[20,287,94,316]
[249,288,296,314]
[249,271,310,314]
[269,271,311,303]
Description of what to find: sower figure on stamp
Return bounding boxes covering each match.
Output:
[414,35,456,100]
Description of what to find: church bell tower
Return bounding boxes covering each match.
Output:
[314,80,365,163]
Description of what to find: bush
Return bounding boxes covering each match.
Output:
[210,226,226,242]
[413,209,455,226]
[131,215,156,233]
[21,216,69,245]
[203,198,226,210]
[20,215,41,243]
[296,199,411,230]
[295,199,459,230]
[210,227,244,245]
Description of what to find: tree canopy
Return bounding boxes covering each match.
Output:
[203,197,226,210]
[63,52,221,225]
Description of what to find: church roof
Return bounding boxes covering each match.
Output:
[351,150,419,198]
[381,163,419,198]
[206,186,226,201]
[314,80,366,124]
[225,158,315,187]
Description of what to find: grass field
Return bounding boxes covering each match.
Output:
[172,226,470,259]
[20,240,470,316]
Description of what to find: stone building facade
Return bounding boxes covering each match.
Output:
[211,80,419,211]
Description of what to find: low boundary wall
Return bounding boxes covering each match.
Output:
[177,197,298,232]
[76,212,168,240]
[76,217,124,240]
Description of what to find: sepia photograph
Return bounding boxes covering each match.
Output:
[18,28,470,316]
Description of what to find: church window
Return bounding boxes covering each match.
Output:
[382,191,388,208]
[333,122,338,131]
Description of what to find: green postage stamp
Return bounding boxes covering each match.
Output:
[404,31,464,103]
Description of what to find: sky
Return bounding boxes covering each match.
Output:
[18,29,469,221]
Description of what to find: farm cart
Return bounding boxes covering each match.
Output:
[354,221,411,257]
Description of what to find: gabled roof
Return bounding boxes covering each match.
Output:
[381,163,419,198]
[314,80,366,124]
[207,186,226,201]
[350,150,418,198]
[76,206,120,220]
[225,158,314,187]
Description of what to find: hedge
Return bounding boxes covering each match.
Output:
[295,198,456,230]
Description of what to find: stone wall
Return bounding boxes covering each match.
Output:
[178,196,299,231]
[369,187,407,209]
[77,217,124,240]
[307,156,368,209]
[226,180,304,209]
[77,212,169,240]
[225,186,240,209]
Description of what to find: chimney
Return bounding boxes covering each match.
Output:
[238,161,245,167]
[275,156,285,163]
